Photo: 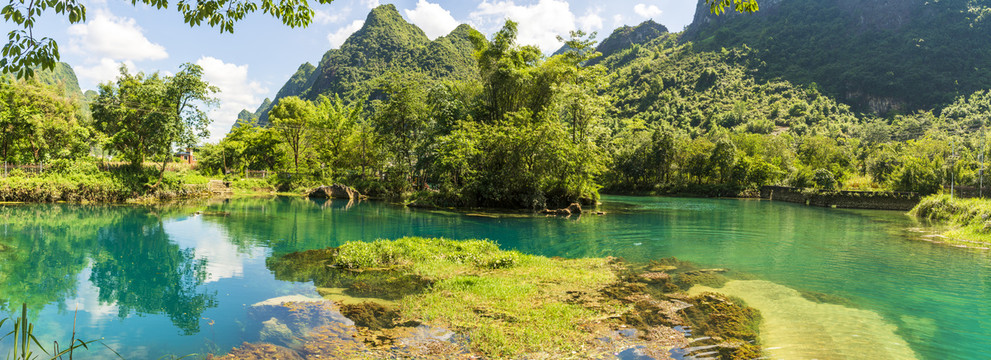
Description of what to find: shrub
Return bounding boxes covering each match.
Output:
[813,168,837,191]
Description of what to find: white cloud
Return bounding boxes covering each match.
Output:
[327,20,365,48]
[361,0,379,9]
[404,0,460,39]
[613,14,624,27]
[75,57,136,85]
[634,4,662,19]
[577,8,604,31]
[313,9,346,25]
[66,266,119,326]
[66,9,168,61]
[195,56,268,142]
[166,216,265,283]
[470,0,579,52]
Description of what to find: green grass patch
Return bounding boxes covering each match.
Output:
[403,254,617,356]
[269,237,622,357]
[911,194,991,247]
[262,238,766,358]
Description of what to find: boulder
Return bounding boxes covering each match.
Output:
[309,184,362,199]
[566,202,582,214]
[541,202,584,216]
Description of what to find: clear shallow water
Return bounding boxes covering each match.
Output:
[0,195,990,359]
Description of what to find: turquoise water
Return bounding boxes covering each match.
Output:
[0,196,989,359]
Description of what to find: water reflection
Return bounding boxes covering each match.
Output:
[88,211,217,335]
[0,197,990,359]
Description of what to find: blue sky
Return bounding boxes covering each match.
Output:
[4,0,699,141]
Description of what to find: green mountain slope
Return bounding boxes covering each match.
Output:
[4,62,83,97]
[683,0,991,114]
[552,20,669,61]
[243,4,481,128]
[600,33,856,134]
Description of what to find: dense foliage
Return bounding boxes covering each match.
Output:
[204,5,991,207]
[685,0,991,114]
[6,4,991,207]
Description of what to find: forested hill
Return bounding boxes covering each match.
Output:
[240,4,481,127]
[683,0,991,114]
[3,62,83,98]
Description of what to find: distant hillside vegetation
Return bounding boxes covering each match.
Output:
[683,0,991,114]
[4,62,83,98]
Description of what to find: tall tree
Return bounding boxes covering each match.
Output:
[310,94,363,172]
[269,96,315,175]
[91,63,216,182]
[0,78,88,164]
[372,75,429,193]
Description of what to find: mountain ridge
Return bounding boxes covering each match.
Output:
[240,4,481,128]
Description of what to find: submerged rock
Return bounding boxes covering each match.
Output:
[339,302,404,331]
[212,342,303,360]
[260,317,299,348]
[689,280,920,360]
[247,298,357,350]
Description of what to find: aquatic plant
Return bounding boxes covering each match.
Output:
[0,303,118,360]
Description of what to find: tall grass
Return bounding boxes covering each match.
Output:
[0,303,116,360]
[911,194,991,245]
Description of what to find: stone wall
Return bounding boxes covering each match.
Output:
[759,186,920,211]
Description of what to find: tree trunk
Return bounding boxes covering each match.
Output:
[153,150,171,189]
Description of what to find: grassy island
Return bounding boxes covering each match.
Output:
[216,237,762,359]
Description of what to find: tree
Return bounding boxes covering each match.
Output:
[555,30,608,145]
[1,0,332,78]
[372,75,429,194]
[91,63,216,181]
[310,94,363,173]
[197,119,284,175]
[471,20,554,122]
[269,96,315,175]
[0,78,88,164]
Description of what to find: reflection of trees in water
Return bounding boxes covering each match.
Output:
[198,197,427,255]
[0,205,111,312]
[89,213,217,335]
[0,204,217,334]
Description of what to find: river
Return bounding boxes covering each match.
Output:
[0,195,988,359]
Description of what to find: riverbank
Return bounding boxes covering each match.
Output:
[0,162,280,203]
[217,237,763,359]
[909,194,991,248]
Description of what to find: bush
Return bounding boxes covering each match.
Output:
[813,168,837,191]
[891,158,941,195]
[0,160,220,203]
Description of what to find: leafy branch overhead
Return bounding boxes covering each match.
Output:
[0,0,333,78]
[0,0,759,79]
